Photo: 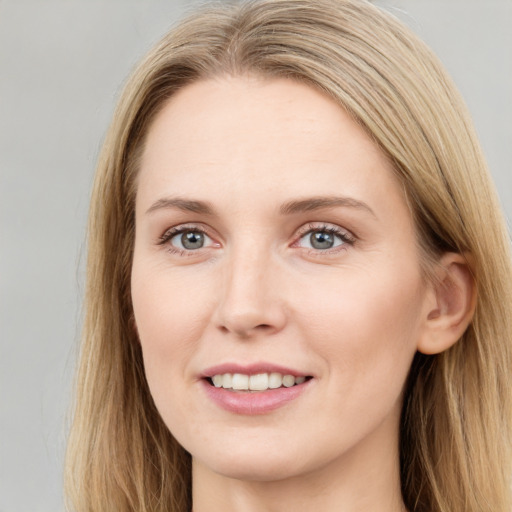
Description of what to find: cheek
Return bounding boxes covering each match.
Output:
[132,257,216,337]
[292,268,423,447]
[130,262,215,404]
[293,259,424,388]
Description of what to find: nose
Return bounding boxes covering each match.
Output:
[213,249,287,339]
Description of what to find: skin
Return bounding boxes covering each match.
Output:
[131,75,439,512]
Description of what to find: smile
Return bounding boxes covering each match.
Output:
[209,372,308,391]
[201,365,314,414]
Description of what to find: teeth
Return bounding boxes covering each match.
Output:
[282,375,295,387]
[221,373,233,389]
[212,374,223,387]
[268,372,282,389]
[209,372,308,391]
[249,373,269,391]
[232,373,249,390]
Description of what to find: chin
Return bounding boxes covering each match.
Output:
[201,455,306,483]
[190,434,332,484]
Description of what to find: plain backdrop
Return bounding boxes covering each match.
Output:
[0,1,510,511]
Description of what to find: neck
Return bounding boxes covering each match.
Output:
[191,416,405,512]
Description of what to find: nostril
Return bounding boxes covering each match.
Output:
[218,323,275,338]
[255,324,272,330]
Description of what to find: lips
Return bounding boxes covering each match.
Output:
[200,363,313,415]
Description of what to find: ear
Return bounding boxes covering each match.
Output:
[417,252,476,355]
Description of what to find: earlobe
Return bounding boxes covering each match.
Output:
[417,253,476,355]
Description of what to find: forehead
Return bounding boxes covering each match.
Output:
[142,75,387,165]
[137,75,407,220]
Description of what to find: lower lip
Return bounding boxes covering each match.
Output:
[201,379,311,415]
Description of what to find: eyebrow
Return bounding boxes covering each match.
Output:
[145,195,375,217]
[146,197,215,215]
[279,196,376,217]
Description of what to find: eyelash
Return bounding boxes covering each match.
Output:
[158,224,214,256]
[294,223,356,253]
[157,222,356,256]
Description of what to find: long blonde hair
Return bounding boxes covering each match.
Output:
[65,1,512,511]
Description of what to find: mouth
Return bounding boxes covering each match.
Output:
[205,372,313,392]
[200,363,314,414]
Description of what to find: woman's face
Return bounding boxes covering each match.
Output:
[131,76,432,481]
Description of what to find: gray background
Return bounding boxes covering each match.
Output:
[1,1,510,511]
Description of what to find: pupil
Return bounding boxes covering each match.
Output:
[310,231,334,249]
[182,231,204,249]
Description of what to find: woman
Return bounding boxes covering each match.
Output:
[65,1,512,511]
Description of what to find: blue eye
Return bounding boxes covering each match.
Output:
[169,229,215,251]
[297,227,354,251]
[172,231,206,250]
[158,227,217,253]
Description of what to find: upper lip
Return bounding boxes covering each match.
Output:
[201,362,310,379]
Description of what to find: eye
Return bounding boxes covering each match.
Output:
[158,226,217,253]
[172,230,208,250]
[295,225,355,251]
